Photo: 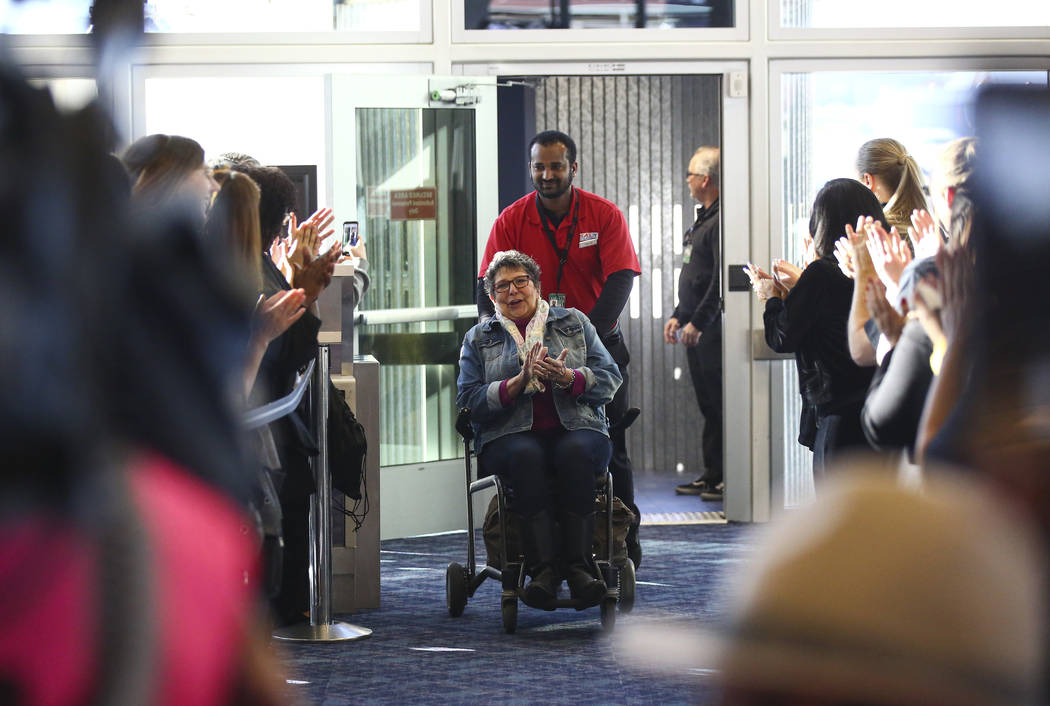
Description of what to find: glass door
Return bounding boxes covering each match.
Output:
[330,75,499,470]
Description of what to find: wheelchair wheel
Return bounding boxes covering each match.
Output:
[600,597,617,631]
[501,596,518,634]
[446,562,468,617]
[618,558,636,613]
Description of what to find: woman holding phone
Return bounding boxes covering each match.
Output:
[746,179,883,476]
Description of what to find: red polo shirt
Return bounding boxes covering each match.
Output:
[479,187,640,316]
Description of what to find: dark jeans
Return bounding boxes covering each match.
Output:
[480,429,612,517]
[813,403,868,479]
[685,332,723,484]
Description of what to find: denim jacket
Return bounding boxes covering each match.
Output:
[456,307,622,454]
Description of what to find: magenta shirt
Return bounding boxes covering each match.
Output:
[498,318,585,430]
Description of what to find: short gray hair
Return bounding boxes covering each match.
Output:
[483,250,542,296]
[691,146,720,189]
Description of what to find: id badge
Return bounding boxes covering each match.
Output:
[682,244,693,264]
[548,293,566,308]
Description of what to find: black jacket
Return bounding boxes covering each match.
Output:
[861,320,934,459]
[672,199,721,334]
[252,255,323,496]
[763,257,874,416]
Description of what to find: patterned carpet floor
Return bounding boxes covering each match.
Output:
[278,523,754,705]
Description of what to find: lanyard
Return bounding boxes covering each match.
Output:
[535,188,581,293]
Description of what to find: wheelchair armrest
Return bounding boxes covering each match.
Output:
[455,407,475,441]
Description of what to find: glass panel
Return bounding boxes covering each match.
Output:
[355,108,477,466]
[0,0,90,33]
[467,0,733,29]
[0,0,422,33]
[143,75,326,196]
[781,0,1050,28]
[776,68,1048,507]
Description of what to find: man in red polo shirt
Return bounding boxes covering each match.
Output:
[477,130,642,568]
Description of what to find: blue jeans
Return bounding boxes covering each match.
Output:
[480,429,612,517]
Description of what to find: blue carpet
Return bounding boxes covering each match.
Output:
[279,523,754,705]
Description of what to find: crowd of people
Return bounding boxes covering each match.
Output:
[3,42,1049,704]
[720,115,1050,702]
[0,60,372,703]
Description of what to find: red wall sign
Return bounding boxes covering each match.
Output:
[388,187,437,220]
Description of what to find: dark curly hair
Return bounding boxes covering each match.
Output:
[241,165,296,246]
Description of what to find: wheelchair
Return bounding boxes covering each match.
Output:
[445,408,638,633]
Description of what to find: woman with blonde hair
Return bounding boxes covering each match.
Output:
[855,137,929,244]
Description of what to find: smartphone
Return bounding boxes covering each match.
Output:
[343,221,359,249]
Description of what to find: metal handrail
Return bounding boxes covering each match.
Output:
[355,304,477,326]
[242,359,316,430]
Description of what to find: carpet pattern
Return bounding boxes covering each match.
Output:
[279,523,754,705]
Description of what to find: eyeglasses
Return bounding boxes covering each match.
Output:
[686,171,702,179]
[494,276,533,293]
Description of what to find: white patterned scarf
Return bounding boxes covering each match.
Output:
[494,297,549,395]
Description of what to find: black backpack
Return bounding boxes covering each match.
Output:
[328,382,366,500]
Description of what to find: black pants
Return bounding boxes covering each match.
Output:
[601,334,636,516]
[481,429,612,517]
[685,332,723,484]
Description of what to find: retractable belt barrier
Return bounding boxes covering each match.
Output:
[250,345,371,643]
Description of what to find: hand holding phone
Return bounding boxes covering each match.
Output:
[343,221,359,249]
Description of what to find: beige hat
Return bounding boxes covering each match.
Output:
[728,470,1046,705]
[623,468,1046,706]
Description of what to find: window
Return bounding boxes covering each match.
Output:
[780,69,1047,264]
[467,0,734,30]
[779,0,1050,30]
[774,66,1047,507]
[0,0,426,34]
[142,75,327,197]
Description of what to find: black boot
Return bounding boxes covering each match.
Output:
[561,512,605,608]
[520,510,559,606]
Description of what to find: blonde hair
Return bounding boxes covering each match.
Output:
[204,169,262,292]
[855,138,929,236]
[935,137,978,194]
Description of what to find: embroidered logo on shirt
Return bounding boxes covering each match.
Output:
[579,231,599,248]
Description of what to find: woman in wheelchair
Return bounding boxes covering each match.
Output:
[457,250,622,607]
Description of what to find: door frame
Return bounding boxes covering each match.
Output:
[456,60,756,522]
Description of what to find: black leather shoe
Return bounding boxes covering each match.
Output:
[676,477,719,496]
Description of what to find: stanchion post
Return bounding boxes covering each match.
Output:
[273,345,372,642]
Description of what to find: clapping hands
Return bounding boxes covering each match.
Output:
[744,262,787,302]
[909,209,942,260]
[286,207,336,271]
[535,347,572,387]
[864,220,912,291]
